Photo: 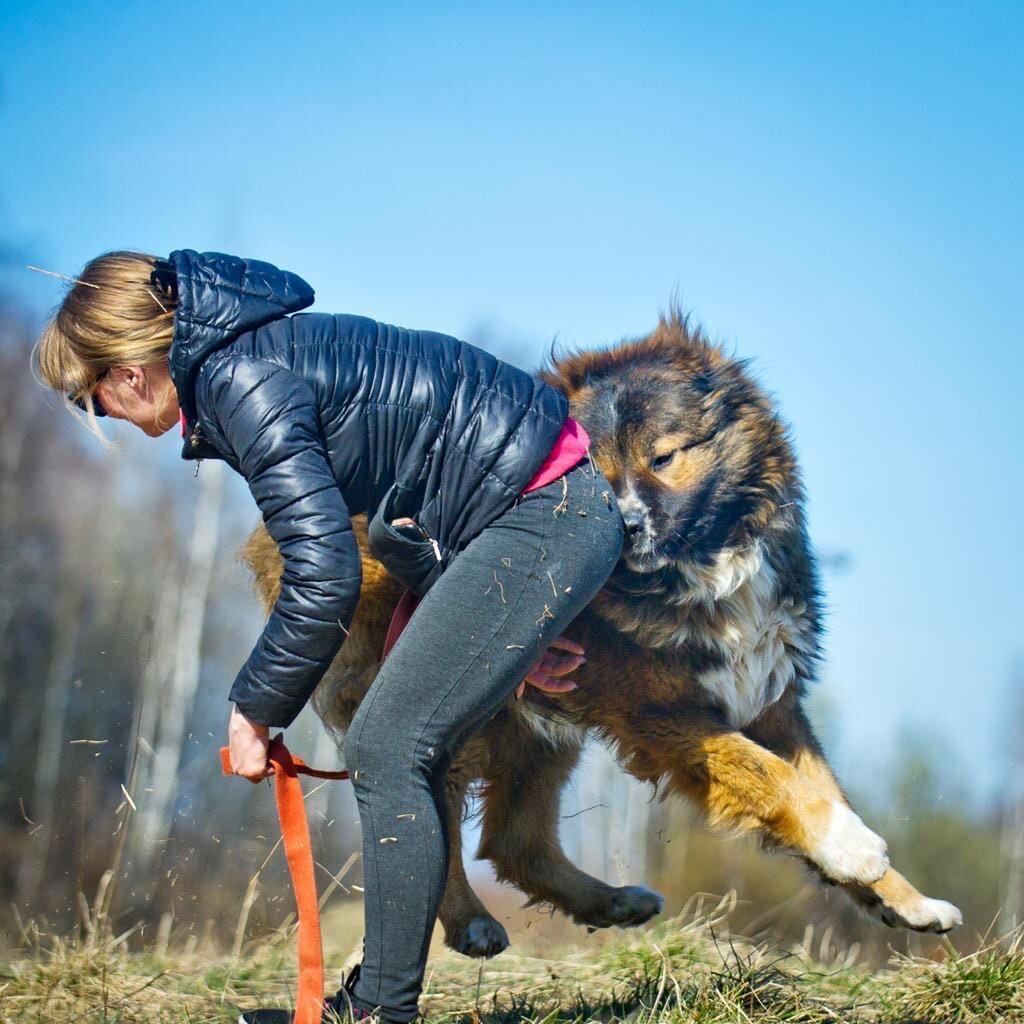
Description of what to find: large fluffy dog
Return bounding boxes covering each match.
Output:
[241,310,961,957]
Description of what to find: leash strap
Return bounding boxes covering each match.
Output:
[219,587,419,1024]
[221,738,348,1024]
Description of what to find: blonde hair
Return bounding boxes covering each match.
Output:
[30,249,178,444]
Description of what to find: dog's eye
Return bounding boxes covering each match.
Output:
[651,438,708,471]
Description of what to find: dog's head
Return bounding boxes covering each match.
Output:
[540,309,800,572]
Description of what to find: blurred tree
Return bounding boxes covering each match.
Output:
[1000,658,1024,929]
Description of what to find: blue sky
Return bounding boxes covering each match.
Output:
[3,1,1022,797]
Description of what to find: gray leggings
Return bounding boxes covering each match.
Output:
[340,455,625,1022]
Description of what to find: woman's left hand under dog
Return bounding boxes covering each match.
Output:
[228,703,273,783]
[515,636,586,700]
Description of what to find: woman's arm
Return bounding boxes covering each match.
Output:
[201,357,362,730]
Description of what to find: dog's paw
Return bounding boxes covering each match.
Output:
[814,803,889,885]
[880,895,963,933]
[575,885,664,930]
[447,915,509,958]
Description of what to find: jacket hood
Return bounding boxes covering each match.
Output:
[167,249,315,417]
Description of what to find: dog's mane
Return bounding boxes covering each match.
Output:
[538,305,745,393]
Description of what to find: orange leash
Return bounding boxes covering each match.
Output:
[220,588,420,1024]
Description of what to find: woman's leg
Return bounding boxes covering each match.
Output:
[339,457,624,1022]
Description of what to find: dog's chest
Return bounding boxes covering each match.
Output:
[686,545,813,728]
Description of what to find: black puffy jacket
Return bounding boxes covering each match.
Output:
[166,250,569,728]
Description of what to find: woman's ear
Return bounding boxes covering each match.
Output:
[109,365,148,395]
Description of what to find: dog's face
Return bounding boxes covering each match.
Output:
[540,313,797,571]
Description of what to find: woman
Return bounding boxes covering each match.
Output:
[32,249,625,1024]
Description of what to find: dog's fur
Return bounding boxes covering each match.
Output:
[241,309,961,958]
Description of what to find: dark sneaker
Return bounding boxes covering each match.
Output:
[237,1003,376,1024]
[237,962,388,1024]
[326,960,381,1021]
[239,962,376,1019]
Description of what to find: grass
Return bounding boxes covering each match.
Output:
[2,894,1022,1023]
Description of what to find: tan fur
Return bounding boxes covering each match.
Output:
[238,313,961,955]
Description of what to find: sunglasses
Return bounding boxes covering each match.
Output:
[69,367,110,416]
[66,260,178,417]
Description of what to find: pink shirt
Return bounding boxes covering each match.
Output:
[181,410,591,494]
[520,415,590,493]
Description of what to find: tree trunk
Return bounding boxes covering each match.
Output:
[131,461,224,872]
[15,576,84,901]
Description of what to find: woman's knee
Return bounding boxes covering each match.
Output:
[343,712,443,788]
[342,707,394,781]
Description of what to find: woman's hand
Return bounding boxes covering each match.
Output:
[228,703,273,783]
[515,636,586,699]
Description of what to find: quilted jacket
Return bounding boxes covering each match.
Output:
[166,249,569,728]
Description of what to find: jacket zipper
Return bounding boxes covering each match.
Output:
[408,519,442,562]
[190,419,203,477]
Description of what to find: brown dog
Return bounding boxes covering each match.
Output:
[240,309,961,958]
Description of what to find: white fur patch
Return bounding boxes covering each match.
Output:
[686,541,815,728]
[517,703,589,750]
[814,802,889,885]
[900,897,963,932]
[617,486,660,566]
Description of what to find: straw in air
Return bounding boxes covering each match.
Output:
[26,264,100,288]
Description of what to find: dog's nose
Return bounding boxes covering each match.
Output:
[622,511,643,537]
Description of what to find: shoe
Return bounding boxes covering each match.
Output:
[325,961,379,1021]
[237,962,391,1024]
[238,1006,376,1024]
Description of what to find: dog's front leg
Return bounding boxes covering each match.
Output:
[611,699,894,887]
[746,694,963,933]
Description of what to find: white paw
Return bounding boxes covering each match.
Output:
[898,897,963,933]
[814,802,890,885]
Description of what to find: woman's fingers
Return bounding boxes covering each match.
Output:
[229,754,272,783]
[515,671,580,698]
[525,671,579,693]
[534,652,586,676]
[241,762,273,784]
[514,636,587,700]
[230,747,273,783]
[514,675,577,699]
[228,704,272,783]
[548,635,585,656]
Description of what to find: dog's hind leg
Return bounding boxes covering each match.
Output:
[475,713,664,932]
[430,745,512,959]
[745,692,962,934]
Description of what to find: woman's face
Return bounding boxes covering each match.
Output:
[93,361,180,437]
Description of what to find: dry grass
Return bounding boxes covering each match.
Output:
[2,892,1022,1023]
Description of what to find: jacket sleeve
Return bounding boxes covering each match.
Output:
[201,357,362,729]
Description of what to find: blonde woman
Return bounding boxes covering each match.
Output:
[33,250,625,1024]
